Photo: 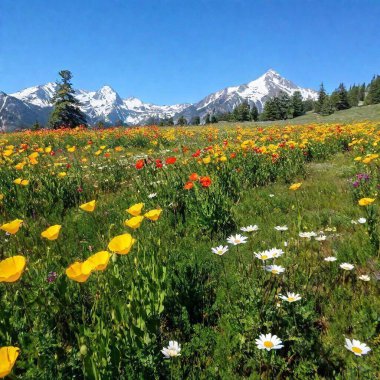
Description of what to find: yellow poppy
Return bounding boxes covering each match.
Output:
[84,251,111,271]
[79,200,96,212]
[144,209,162,221]
[13,178,22,185]
[0,194,4,201]
[126,202,144,216]
[124,215,144,229]
[0,346,20,378]
[0,219,23,235]
[41,225,61,241]
[289,182,302,191]
[15,162,26,170]
[67,146,76,153]
[57,172,67,178]
[20,180,29,186]
[65,261,92,283]
[202,156,211,164]
[108,233,136,255]
[0,256,26,282]
[358,198,375,206]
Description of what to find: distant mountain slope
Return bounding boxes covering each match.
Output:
[1,69,317,131]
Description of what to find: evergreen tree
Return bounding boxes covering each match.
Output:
[302,99,315,112]
[330,83,350,110]
[262,98,279,121]
[291,91,305,117]
[321,96,334,116]
[359,83,366,102]
[277,92,292,119]
[315,83,327,114]
[32,121,42,131]
[347,85,360,107]
[190,116,200,125]
[249,103,259,121]
[232,101,250,121]
[48,70,87,129]
[210,115,218,123]
[176,115,188,125]
[204,113,211,124]
[365,75,380,105]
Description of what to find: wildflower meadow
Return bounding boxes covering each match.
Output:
[1,122,380,379]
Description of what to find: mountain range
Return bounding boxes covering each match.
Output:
[0,69,318,131]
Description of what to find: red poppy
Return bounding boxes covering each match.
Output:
[155,159,163,168]
[192,149,201,158]
[135,159,145,170]
[189,173,198,181]
[230,152,237,159]
[166,157,177,165]
[104,153,111,158]
[184,181,194,190]
[199,176,212,188]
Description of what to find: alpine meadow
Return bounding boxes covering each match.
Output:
[1,1,380,379]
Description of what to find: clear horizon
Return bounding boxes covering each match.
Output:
[1,0,379,105]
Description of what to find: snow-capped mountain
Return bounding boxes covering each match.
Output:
[192,69,317,116]
[1,69,317,131]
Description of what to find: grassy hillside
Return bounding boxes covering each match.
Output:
[218,103,380,128]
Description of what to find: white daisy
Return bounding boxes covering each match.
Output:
[240,225,259,232]
[344,338,371,356]
[161,341,181,358]
[227,234,248,245]
[358,218,367,224]
[255,333,283,351]
[351,220,358,225]
[264,265,285,274]
[148,193,157,199]
[211,245,229,256]
[279,292,302,303]
[274,225,288,231]
[315,235,327,241]
[340,263,354,271]
[358,274,370,281]
[299,231,317,239]
[283,241,288,247]
[267,248,284,258]
[254,250,275,261]
[324,256,337,262]
[269,194,275,197]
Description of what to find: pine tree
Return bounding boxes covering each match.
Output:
[204,113,211,124]
[249,103,259,121]
[331,83,350,110]
[262,98,279,121]
[365,75,380,105]
[321,96,334,116]
[210,115,218,123]
[315,83,327,114]
[278,92,292,119]
[302,99,315,112]
[176,115,188,125]
[359,83,366,102]
[32,121,41,131]
[232,101,250,121]
[347,85,359,107]
[190,116,200,125]
[291,91,305,117]
[48,70,87,129]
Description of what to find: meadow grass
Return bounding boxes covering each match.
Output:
[0,122,379,379]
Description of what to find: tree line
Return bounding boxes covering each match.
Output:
[40,70,380,129]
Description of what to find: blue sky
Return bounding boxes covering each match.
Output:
[1,0,379,104]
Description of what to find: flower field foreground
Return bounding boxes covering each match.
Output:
[0,121,380,379]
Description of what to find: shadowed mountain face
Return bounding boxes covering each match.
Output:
[1,70,317,131]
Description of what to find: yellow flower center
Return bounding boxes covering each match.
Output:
[262,255,268,260]
[264,341,274,348]
[271,270,279,274]
[352,347,362,354]
[288,297,295,302]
